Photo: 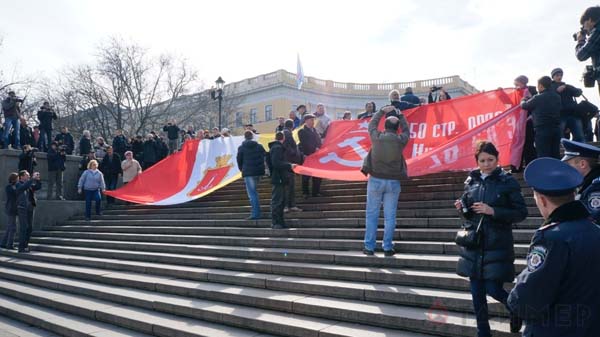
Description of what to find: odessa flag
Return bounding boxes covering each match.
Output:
[105,135,271,205]
[293,88,526,180]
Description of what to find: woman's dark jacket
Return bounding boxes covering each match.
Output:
[236,140,266,177]
[456,167,528,282]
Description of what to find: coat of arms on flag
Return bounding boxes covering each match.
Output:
[187,154,233,197]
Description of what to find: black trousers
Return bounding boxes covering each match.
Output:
[521,120,537,169]
[284,175,296,208]
[534,127,561,159]
[302,175,321,196]
[17,207,34,251]
[271,184,285,226]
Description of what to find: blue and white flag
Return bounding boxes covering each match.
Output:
[296,53,304,90]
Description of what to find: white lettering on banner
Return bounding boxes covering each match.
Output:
[429,146,460,169]
[506,116,516,139]
[467,111,503,129]
[432,122,456,138]
[412,144,435,157]
[319,136,367,167]
[410,123,427,139]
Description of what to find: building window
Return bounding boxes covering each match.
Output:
[265,105,273,121]
[250,108,257,124]
[235,112,243,127]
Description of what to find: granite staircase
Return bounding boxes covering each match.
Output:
[0,172,536,337]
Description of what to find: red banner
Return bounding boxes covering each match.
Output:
[293,88,526,180]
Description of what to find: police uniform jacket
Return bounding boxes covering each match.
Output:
[507,201,600,337]
[456,168,528,282]
[579,166,600,222]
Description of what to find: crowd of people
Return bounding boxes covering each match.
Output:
[2,5,600,336]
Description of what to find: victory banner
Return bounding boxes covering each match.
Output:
[294,88,526,180]
[108,89,526,205]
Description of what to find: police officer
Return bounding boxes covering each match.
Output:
[507,158,600,337]
[561,139,600,222]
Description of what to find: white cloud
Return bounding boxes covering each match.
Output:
[1,0,600,104]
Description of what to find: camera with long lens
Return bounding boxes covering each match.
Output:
[583,65,597,88]
[573,27,586,41]
[430,86,443,92]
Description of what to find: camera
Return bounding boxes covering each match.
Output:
[583,65,597,88]
[573,27,586,41]
[430,86,443,92]
[458,195,474,218]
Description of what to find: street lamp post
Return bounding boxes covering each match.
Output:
[210,76,225,130]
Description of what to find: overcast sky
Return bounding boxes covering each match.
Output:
[1,0,599,103]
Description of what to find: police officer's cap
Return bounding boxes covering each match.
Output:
[524,158,583,196]
[561,139,600,161]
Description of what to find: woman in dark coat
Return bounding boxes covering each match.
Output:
[454,141,527,337]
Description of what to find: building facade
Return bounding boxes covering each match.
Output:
[217,69,479,134]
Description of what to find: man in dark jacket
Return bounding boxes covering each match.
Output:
[361,106,410,257]
[131,135,144,162]
[298,114,322,198]
[576,6,600,97]
[47,142,66,200]
[389,89,419,116]
[1,172,18,250]
[100,145,122,206]
[282,119,302,213]
[236,130,267,220]
[3,91,23,150]
[19,118,34,148]
[508,158,600,337]
[521,76,562,159]
[54,126,75,155]
[400,87,421,105]
[37,101,57,152]
[267,132,294,229]
[111,129,129,159]
[142,134,159,169]
[550,68,584,142]
[16,170,42,253]
[561,139,600,222]
[163,121,180,154]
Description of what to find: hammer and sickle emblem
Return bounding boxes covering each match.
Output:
[319,136,367,167]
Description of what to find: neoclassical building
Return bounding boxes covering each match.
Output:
[215,69,479,134]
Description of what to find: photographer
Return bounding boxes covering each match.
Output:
[389,90,419,117]
[576,6,600,95]
[550,68,584,142]
[47,142,66,200]
[18,145,37,176]
[162,120,180,154]
[2,91,24,150]
[16,170,41,253]
[428,86,451,103]
[54,126,75,155]
[37,101,57,152]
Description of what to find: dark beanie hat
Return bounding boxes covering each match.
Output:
[551,68,563,77]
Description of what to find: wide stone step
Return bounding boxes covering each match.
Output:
[0,315,60,337]
[0,255,511,318]
[34,228,536,248]
[0,268,512,337]
[0,293,152,337]
[40,227,532,257]
[98,198,538,216]
[57,217,545,230]
[18,244,499,291]
[85,207,541,220]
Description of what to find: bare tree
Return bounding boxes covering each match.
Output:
[56,37,202,139]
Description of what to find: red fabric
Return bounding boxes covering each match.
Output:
[104,140,200,203]
[294,88,525,181]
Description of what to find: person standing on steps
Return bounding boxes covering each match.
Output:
[16,170,42,253]
[236,130,267,220]
[360,105,410,257]
[0,173,19,250]
[267,131,296,229]
[508,157,600,337]
[78,160,106,221]
[298,114,322,198]
[454,141,528,337]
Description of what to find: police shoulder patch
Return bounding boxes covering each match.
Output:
[527,245,548,272]
[588,192,600,210]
